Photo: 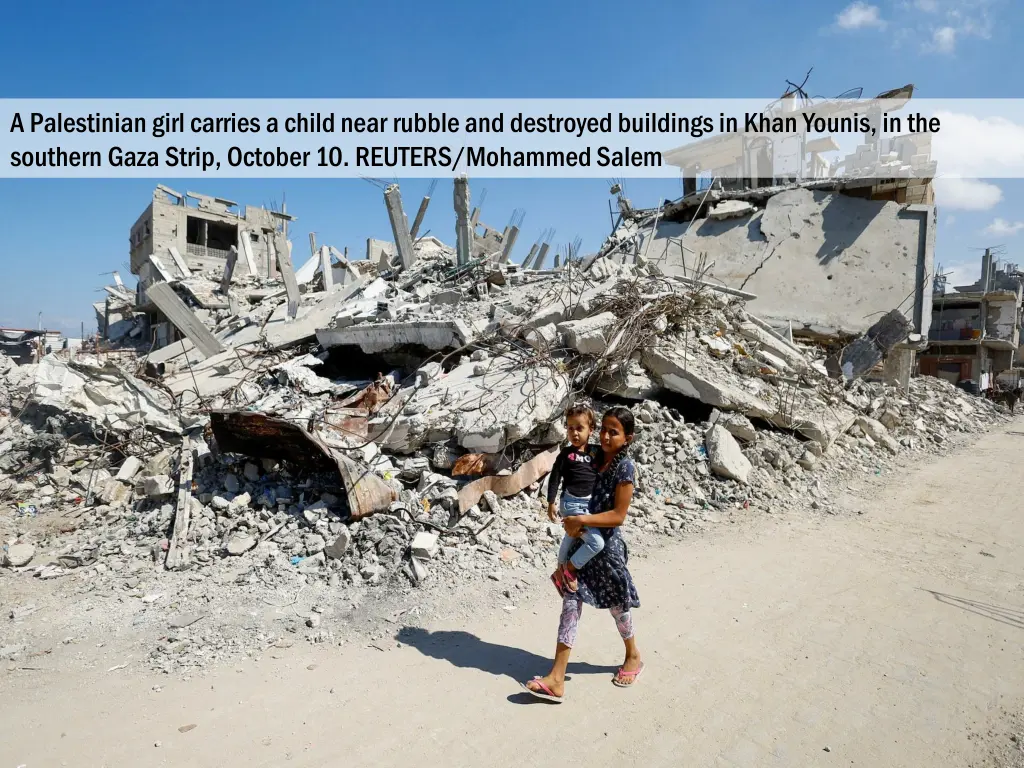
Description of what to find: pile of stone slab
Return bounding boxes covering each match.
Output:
[0,182,1013,627]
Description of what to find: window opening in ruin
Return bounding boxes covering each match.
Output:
[186,216,238,252]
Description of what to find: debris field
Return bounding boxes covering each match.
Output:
[0,179,1011,673]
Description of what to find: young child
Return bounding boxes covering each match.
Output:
[547,405,603,594]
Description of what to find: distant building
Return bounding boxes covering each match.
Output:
[99,185,295,350]
[662,83,935,203]
[0,328,65,365]
[920,250,1023,389]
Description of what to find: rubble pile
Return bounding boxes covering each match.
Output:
[0,182,1013,671]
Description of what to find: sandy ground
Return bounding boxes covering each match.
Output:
[2,420,1023,768]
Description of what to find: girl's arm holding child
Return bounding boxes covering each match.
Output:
[563,481,633,537]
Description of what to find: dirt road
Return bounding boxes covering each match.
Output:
[3,421,1023,767]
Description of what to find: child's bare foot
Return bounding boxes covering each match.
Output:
[525,674,564,699]
[550,568,565,596]
[561,564,578,593]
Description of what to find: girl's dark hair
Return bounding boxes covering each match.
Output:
[565,404,597,428]
[602,406,636,436]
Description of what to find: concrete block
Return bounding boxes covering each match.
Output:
[736,322,807,370]
[193,439,213,467]
[411,531,439,560]
[855,416,899,454]
[705,425,751,483]
[3,543,35,568]
[882,347,914,391]
[226,532,256,556]
[557,312,618,355]
[716,411,757,442]
[709,200,755,220]
[98,478,132,506]
[595,360,660,400]
[324,529,351,559]
[229,492,252,511]
[116,456,144,483]
[523,323,558,350]
[144,474,174,497]
[700,335,732,358]
[410,556,430,583]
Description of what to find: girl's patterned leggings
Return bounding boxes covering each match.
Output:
[557,592,634,648]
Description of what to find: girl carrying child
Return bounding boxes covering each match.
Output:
[524,406,644,702]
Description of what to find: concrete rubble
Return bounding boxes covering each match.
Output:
[1,177,1014,674]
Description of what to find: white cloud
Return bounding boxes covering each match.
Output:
[921,1,994,52]
[933,178,1003,210]
[930,25,957,52]
[984,218,1024,237]
[879,0,997,54]
[836,2,885,29]
[931,111,1024,179]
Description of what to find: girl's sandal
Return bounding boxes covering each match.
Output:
[612,662,645,688]
[521,677,563,703]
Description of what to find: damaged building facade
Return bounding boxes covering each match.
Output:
[922,249,1023,390]
[120,185,295,349]
[595,84,937,390]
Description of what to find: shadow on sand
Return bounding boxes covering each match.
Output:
[395,627,620,705]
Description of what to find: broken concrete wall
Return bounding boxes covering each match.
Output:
[376,354,569,454]
[641,339,857,448]
[16,355,181,435]
[130,187,287,280]
[646,188,934,339]
[985,295,1021,347]
[316,319,477,355]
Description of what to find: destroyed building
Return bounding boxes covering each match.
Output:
[125,185,296,350]
[594,83,937,391]
[0,328,66,365]
[663,83,931,195]
[3,80,1018,670]
[921,249,1023,390]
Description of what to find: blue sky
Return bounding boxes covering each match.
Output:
[1,0,1021,335]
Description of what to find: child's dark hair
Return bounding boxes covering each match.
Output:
[565,403,597,428]
[602,406,636,436]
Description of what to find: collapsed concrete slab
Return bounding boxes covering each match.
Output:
[146,282,226,359]
[316,318,477,355]
[708,199,755,220]
[376,354,568,454]
[18,356,181,435]
[558,312,618,355]
[642,341,856,447]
